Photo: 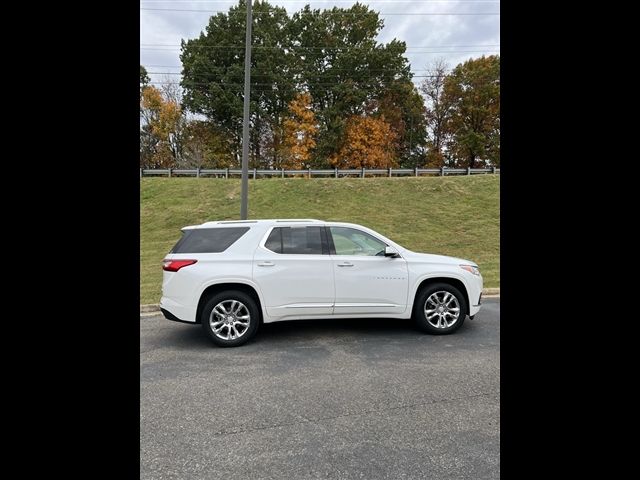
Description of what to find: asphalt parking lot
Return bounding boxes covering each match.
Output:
[140,298,500,479]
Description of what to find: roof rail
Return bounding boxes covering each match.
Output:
[217,220,259,224]
[275,219,322,222]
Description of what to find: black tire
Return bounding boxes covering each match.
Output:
[201,290,260,347]
[413,282,468,335]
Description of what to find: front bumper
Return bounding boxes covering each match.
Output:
[467,275,483,317]
[469,303,482,317]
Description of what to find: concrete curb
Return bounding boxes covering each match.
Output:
[482,287,500,297]
[140,304,160,313]
[140,287,500,315]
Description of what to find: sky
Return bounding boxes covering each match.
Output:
[140,0,500,88]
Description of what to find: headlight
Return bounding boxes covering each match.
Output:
[460,265,480,276]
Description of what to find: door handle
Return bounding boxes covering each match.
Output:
[337,262,354,267]
[257,261,275,267]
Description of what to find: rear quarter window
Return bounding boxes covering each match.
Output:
[170,227,250,253]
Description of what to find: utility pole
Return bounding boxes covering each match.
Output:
[240,0,253,219]
[409,116,413,165]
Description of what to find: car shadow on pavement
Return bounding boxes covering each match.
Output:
[161,316,476,350]
[260,317,415,336]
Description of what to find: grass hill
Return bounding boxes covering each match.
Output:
[140,175,499,304]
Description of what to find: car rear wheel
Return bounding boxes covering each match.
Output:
[413,283,467,335]
[201,290,259,347]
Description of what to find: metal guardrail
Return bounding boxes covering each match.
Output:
[140,166,500,178]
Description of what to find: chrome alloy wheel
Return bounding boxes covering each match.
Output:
[424,291,461,329]
[209,300,251,340]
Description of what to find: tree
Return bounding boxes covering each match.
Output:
[140,65,151,121]
[159,79,187,163]
[442,55,500,168]
[140,65,150,95]
[330,115,397,169]
[420,59,450,167]
[375,80,427,168]
[290,3,414,165]
[281,92,318,169]
[181,0,296,168]
[182,121,235,169]
[140,86,184,168]
[180,1,418,168]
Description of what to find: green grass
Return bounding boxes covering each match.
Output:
[140,175,500,304]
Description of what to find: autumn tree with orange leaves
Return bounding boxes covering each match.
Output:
[140,85,184,168]
[330,116,397,169]
[281,93,318,169]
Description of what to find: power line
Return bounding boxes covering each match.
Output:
[142,65,475,73]
[140,43,500,50]
[140,47,500,56]
[141,1,500,3]
[140,47,498,55]
[148,72,451,78]
[146,72,449,78]
[141,7,500,15]
[144,65,463,72]
[143,65,446,71]
[141,47,499,55]
[146,78,499,86]
[141,48,499,55]
[149,83,418,88]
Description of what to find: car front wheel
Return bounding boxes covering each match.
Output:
[413,283,467,335]
[201,290,259,347]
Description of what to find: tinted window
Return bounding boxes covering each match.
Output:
[170,227,249,253]
[264,226,324,255]
[329,227,387,256]
[264,227,283,253]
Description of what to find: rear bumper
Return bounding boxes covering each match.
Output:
[160,296,197,323]
[160,308,197,324]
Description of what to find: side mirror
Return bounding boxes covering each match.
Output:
[384,246,400,258]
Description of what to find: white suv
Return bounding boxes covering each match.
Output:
[160,219,483,347]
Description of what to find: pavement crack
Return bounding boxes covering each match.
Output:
[208,390,499,438]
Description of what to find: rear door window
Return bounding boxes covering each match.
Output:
[264,226,326,255]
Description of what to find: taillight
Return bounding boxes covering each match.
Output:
[162,259,197,272]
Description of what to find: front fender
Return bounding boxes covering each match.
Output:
[409,271,472,309]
